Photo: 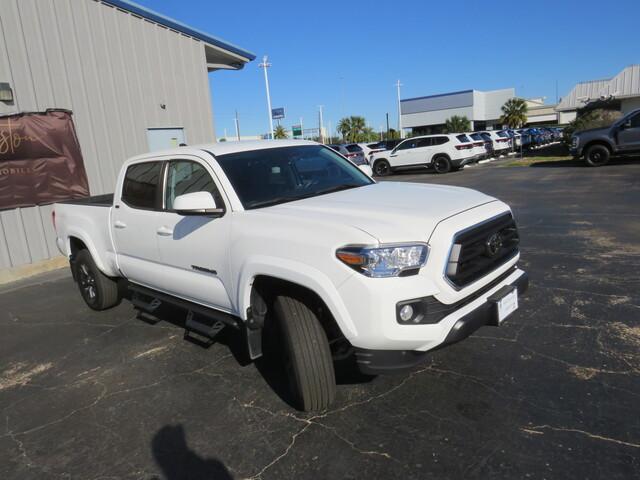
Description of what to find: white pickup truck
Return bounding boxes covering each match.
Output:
[53,140,528,411]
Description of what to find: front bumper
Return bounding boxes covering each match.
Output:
[354,270,529,375]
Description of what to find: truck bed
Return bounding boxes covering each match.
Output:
[59,194,114,207]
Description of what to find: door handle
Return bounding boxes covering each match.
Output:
[113,221,127,229]
[156,226,174,237]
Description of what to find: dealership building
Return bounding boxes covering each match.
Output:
[0,0,254,276]
[400,88,515,135]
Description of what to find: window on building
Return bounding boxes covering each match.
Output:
[122,161,162,209]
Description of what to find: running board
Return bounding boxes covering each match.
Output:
[184,311,226,342]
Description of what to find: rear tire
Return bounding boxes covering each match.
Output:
[584,144,610,167]
[433,155,452,174]
[273,294,336,411]
[373,159,391,176]
[74,250,120,311]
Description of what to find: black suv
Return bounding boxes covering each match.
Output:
[571,108,640,166]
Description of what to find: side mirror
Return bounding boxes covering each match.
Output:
[173,191,224,216]
[358,164,373,177]
[623,120,632,129]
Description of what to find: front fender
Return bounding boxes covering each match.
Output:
[236,255,358,339]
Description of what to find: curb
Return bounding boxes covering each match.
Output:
[0,256,68,286]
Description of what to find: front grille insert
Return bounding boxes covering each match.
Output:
[446,213,519,289]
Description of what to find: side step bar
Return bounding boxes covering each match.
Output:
[128,283,240,341]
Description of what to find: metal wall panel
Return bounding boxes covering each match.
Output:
[0,0,217,269]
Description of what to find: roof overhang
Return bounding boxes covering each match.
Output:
[102,0,255,70]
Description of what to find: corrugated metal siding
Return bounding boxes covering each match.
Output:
[0,0,216,269]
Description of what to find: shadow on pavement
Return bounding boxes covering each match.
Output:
[151,425,233,480]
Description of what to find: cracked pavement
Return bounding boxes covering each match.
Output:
[1,160,639,479]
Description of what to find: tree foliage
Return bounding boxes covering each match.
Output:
[444,115,471,133]
[337,116,369,142]
[500,98,528,128]
[273,125,288,139]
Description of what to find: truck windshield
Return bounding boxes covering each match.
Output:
[214,145,374,209]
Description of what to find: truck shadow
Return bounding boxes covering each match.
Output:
[128,298,374,410]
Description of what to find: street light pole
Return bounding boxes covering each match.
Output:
[300,117,304,140]
[234,110,240,141]
[259,55,274,139]
[395,80,404,139]
[318,105,324,144]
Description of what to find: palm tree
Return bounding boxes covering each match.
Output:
[444,115,471,133]
[273,125,288,139]
[500,98,528,128]
[337,116,367,143]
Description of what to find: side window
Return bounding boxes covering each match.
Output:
[122,161,162,209]
[165,160,225,211]
[397,140,417,150]
[433,136,449,145]
[416,138,433,148]
[630,113,640,128]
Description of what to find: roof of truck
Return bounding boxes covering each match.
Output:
[128,140,322,164]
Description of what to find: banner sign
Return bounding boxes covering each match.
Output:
[0,110,90,210]
[271,107,285,120]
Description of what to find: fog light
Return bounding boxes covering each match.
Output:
[399,305,414,322]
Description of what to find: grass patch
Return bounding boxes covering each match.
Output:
[504,155,573,167]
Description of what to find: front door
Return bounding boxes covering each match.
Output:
[112,160,163,287]
[617,112,640,152]
[389,139,419,167]
[147,128,186,152]
[154,158,233,311]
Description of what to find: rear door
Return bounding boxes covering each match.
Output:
[154,156,233,311]
[112,160,163,286]
[618,112,640,152]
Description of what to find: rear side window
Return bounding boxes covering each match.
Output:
[433,136,449,145]
[345,144,362,153]
[630,113,640,128]
[497,131,509,137]
[122,162,162,209]
[456,134,470,143]
[416,138,433,148]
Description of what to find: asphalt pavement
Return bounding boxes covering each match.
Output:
[1,158,639,479]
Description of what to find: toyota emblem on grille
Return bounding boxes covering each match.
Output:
[485,232,503,257]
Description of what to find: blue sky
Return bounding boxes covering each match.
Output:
[137,0,640,138]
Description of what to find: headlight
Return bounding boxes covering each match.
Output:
[572,136,578,147]
[336,243,429,277]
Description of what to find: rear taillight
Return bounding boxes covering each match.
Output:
[346,153,357,158]
[51,210,56,231]
[455,144,472,150]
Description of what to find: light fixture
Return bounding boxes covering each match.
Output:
[0,83,13,102]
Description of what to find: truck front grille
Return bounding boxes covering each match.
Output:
[445,213,519,289]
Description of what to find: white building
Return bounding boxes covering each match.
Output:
[400,88,515,134]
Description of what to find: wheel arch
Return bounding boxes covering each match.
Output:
[584,139,613,155]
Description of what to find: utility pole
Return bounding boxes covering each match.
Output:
[234,110,240,141]
[318,105,324,144]
[259,55,274,139]
[386,112,390,138]
[395,80,404,139]
[328,120,332,143]
[300,117,304,139]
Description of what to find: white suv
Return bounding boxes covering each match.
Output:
[369,134,475,176]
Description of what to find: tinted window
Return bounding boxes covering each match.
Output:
[396,140,417,150]
[433,136,449,145]
[165,160,224,211]
[456,134,471,143]
[345,144,362,153]
[122,162,162,209]
[216,145,372,209]
[630,113,640,128]
[496,131,509,137]
[416,138,433,148]
[469,133,482,141]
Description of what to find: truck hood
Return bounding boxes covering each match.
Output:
[575,126,610,136]
[267,182,497,243]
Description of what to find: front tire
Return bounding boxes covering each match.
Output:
[74,250,120,310]
[433,155,452,174]
[373,159,391,176]
[584,144,610,167]
[273,294,336,411]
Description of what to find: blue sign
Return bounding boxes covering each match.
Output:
[271,107,285,120]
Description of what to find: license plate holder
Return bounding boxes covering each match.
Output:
[487,285,518,326]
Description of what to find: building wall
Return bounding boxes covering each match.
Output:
[0,0,216,269]
[621,97,640,114]
[474,89,514,121]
